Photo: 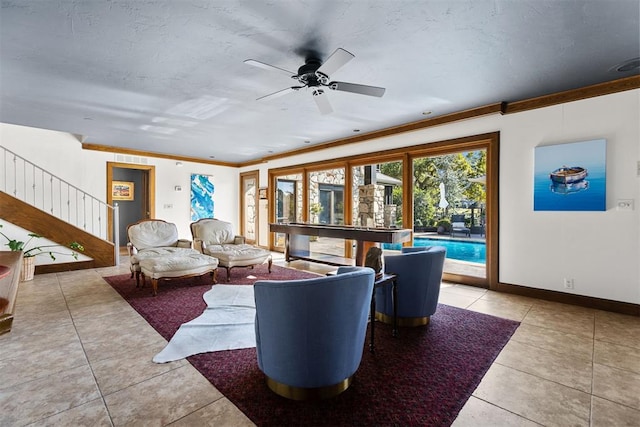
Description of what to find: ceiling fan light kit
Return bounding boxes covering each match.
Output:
[245,48,386,114]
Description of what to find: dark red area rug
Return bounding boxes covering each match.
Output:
[105,265,520,427]
[104,264,318,340]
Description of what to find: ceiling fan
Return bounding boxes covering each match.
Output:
[244,48,385,114]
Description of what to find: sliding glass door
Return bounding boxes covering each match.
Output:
[308,167,345,259]
[266,132,497,288]
[412,149,486,279]
[240,171,258,244]
[273,173,303,250]
[352,161,404,257]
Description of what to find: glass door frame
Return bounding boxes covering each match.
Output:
[269,168,306,250]
[406,134,498,288]
[409,145,489,286]
[266,132,499,289]
[348,155,407,259]
[239,170,259,245]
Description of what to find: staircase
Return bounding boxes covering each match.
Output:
[0,146,118,273]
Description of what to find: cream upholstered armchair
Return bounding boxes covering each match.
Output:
[126,219,199,287]
[190,218,272,281]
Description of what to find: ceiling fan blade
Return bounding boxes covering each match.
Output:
[328,81,386,97]
[312,88,333,114]
[244,59,295,77]
[316,48,354,77]
[256,86,301,101]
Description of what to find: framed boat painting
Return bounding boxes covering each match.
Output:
[190,173,215,220]
[534,139,606,211]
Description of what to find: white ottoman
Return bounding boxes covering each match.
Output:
[204,244,272,282]
[139,253,219,296]
[130,247,199,287]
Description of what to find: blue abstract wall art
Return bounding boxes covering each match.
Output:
[190,174,215,220]
[534,139,606,211]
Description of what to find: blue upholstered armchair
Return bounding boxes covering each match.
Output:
[375,246,446,326]
[254,266,375,400]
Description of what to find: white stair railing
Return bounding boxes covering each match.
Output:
[0,145,120,265]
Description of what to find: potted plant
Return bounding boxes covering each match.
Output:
[310,203,323,223]
[0,224,84,281]
[435,219,451,235]
[309,203,323,241]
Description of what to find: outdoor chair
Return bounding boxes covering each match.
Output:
[254,266,375,400]
[375,246,446,326]
[450,214,471,237]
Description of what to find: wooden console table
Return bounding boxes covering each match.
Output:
[270,223,412,266]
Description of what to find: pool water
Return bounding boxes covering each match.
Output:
[383,237,486,263]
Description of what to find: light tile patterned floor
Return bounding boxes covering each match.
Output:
[1,254,638,426]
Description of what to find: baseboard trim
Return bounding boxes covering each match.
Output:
[496,282,639,317]
[35,260,95,275]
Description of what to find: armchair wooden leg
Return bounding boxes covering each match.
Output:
[211,269,218,284]
[225,267,232,282]
[151,278,159,296]
[268,258,272,273]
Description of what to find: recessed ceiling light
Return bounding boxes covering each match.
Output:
[209,155,215,159]
[268,150,274,153]
[610,57,640,73]
[304,140,311,144]
[353,129,360,133]
[422,111,432,116]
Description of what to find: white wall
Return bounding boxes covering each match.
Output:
[141,156,238,238]
[3,89,639,304]
[500,92,639,303]
[0,123,239,243]
[244,89,640,305]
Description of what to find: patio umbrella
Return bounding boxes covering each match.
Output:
[438,182,449,209]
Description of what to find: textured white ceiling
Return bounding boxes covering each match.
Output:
[1,0,638,164]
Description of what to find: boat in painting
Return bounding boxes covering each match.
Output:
[549,166,588,184]
[550,179,589,195]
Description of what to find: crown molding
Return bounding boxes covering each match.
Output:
[81,143,241,168]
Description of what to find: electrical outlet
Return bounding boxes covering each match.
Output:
[563,278,574,290]
[616,199,634,211]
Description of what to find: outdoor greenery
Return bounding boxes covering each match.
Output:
[380,150,486,228]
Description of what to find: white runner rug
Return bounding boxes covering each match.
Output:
[153,285,257,363]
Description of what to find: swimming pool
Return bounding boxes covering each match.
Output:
[383,237,486,263]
